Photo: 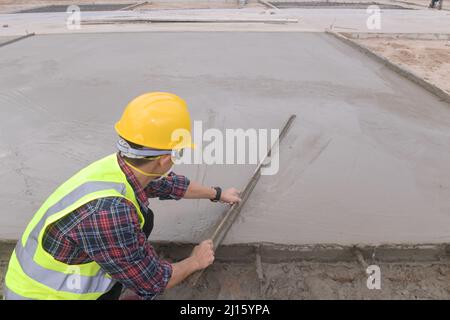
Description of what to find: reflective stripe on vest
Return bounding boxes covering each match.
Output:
[5,154,146,300]
[12,182,124,295]
[3,286,33,300]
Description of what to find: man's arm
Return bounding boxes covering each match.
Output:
[70,198,174,300]
[183,181,242,204]
[71,198,216,299]
[146,172,242,204]
[166,240,214,289]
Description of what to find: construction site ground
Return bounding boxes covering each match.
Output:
[357,38,450,94]
[2,241,450,299]
[163,261,450,299]
[6,249,448,300]
[1,0,450,300]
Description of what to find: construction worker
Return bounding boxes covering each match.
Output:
[429,0,443,9]
[4,92,241,300]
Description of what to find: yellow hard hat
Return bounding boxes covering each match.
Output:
[115,92,193,150]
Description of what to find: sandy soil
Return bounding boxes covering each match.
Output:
[161,261,450,299]
[121,257,450,300]
[2,241,450,300]
[358,38,450,95]
[0,242,13,299]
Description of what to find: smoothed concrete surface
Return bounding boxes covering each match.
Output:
[0,32,450,245]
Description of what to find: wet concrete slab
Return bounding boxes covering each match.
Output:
[0,32,449,245]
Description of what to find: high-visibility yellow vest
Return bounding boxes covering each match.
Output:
[4,154,145,300]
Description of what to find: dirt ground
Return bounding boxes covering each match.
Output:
[0,243,12,299]
[160,261,450,299]
[2,241,450,300]
[357,38,450,95]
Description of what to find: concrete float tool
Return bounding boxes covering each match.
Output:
[188,114,297,287]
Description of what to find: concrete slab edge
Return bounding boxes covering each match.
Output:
[2,239,450,263]
[0,33,35,48]
[326,30,450,105]
[154,242,450,263]
[342,32,450,41]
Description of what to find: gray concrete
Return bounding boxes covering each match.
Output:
[1,7,450,36]
[0,32,450,245]
[328,31,450,103]
[0,33,34,47]
[0,35,20,45]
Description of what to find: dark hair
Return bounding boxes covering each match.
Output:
[125,139,145,150]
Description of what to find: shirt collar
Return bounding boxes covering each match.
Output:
[116,153,149,208]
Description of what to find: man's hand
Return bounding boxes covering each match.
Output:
[167,239,215,289]
[190,239,215,271]
[220,187,241,205]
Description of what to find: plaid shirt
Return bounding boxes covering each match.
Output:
[42,153,190,300]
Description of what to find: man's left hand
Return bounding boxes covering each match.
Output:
[220,188,241,205]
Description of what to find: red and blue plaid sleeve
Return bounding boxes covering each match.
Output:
[145,172,190,200]
[68,197,173,300]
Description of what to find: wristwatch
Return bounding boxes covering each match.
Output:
[210,187,222,202]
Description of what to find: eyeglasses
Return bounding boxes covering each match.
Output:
[171,149,184,162]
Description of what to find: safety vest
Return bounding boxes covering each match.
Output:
[4,154,145,300]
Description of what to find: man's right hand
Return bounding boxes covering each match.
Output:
[167,239,215,289]
[190,239,215,271]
